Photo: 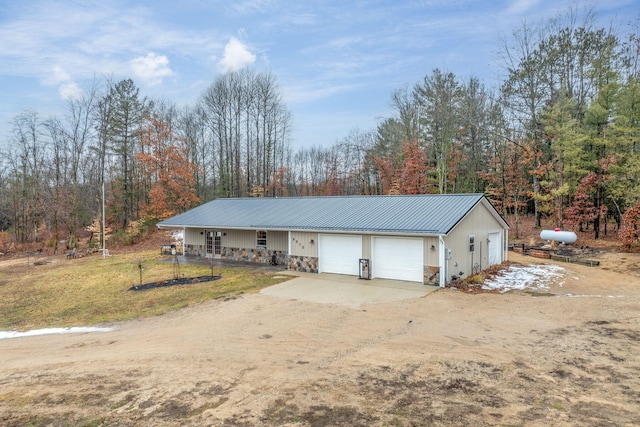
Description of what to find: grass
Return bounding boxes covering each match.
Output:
[0,250,290,331]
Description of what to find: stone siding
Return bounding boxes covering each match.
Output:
[222,247,286,265]
[288,255,318,273]
[425,265,440,285]
[183,244,286,266]
[184,244,204,257]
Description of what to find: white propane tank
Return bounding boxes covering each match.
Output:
[540,228,577,244]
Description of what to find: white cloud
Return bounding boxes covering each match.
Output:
[130,52,174,86]
[505,0,543,16]
[42,65,82,100]
[231,0,278,15]
[59,82,82,100]
[45,66,71,86]
[219,37,256,73]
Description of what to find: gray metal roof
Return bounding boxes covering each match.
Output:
[158,194,507,235]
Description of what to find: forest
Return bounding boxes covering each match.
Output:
[1,9,640,252]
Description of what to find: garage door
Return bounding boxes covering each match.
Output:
[319,234,362,275]
[372,237,424,283]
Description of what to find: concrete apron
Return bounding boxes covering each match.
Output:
[261,272,439,309]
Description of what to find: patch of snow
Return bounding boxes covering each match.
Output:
[0,326,114,340]
[482,264,566,293]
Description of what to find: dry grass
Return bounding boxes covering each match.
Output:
[0,251,289,331]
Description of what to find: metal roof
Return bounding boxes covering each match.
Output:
[157,194,507,235]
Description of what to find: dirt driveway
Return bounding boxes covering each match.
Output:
[1,252,640,426]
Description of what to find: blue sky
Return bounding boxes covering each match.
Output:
[0,0,637,149]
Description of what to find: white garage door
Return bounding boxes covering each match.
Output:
[372,237,424,283]
[319,234,362,275]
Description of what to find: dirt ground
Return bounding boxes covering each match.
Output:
[1,251,640,426]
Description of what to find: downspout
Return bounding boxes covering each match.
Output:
[505,229,509,262]
[287,230,291,270]
[439,235,446,288]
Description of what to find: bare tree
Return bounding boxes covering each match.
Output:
[10,111,47,242]
[200,69,291,197]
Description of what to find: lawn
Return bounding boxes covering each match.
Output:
[0,251,289,331]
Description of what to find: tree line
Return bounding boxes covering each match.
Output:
[1,8,640,251]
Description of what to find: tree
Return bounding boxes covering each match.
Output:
[501,9,621,227]
[136,114,200,220]
[61,82,99,245]
[179,104,214,202]
[500,22,550,227]
[564,169,609,238]
[41,117,71,253]
[104,79,148,229]
[399,139,434,194]
[607,78,640,219]
[6,111,47,243]
[619,200,640,251]
[483,138,531,238]
[414,68,462,194]
[200,69,291,198]
[541,92,588,225]
[370,140,434,195]
[389,86,422,145]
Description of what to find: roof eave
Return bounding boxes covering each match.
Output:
[160,223,445,236]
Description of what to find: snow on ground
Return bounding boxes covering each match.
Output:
[482,264,566,293]
[0,327,114,340]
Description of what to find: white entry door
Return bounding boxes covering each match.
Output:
[372,237,424,283]
[487,232,502,266]
[318,234,362,275]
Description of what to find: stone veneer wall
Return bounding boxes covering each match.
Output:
[184,244,204,257]
[288,255,318,273]
[183,244,287,265]
[221,247,287,265]
[424,265,440,285]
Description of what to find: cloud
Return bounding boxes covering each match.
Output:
[231,0,278,15]
[44,66,71,86]
[41,65,82,100]
[219,37,256,73]
[59,82,83,100]
[130,52,174,86]
[505,0,543,16]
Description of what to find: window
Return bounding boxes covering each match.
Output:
[469,235,475,253]
[257,230,267,249]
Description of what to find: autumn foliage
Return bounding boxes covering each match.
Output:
[136,114,200,221]
[564,172,607,233]
[619,201,640,251]
[372,139,435,195]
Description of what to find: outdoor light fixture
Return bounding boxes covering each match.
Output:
[430,245,435,250]
[310,239,314,244]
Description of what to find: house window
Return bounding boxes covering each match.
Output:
[469,235,475,253]
[257,230,267,249]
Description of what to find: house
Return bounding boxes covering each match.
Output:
[157,194,509,287]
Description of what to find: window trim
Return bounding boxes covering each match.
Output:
[256,230,267,249]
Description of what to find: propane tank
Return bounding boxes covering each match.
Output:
[540,228,577,244]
